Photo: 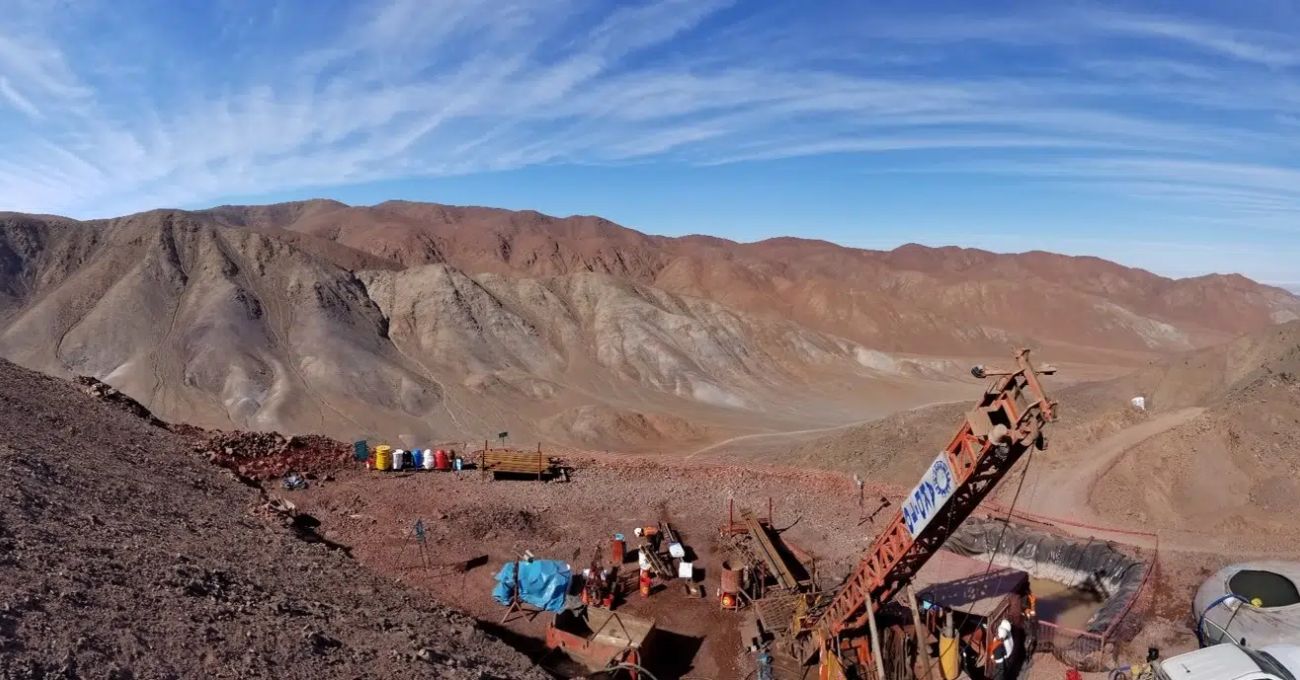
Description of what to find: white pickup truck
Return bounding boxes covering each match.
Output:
[1151,644,1300,680]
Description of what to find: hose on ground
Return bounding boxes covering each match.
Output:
[1197,592,1241,647]
[600,662,661,680]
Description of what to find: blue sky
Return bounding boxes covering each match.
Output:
[2,1,1299,286]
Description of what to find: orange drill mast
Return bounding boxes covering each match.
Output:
[802,349,1057,675]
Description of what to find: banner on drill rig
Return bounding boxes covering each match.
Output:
[901,452,957,538]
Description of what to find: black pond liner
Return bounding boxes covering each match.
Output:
[944,517,1149,670]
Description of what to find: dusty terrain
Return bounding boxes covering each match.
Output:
[282,449,1271,679]
[290,458,885,679]
[2,200,1297,456]
[284,328,1300,677]
[784,321,1300,555]
[0,358,545,679]
[4,328,1297,678]
[3,198,1300,679]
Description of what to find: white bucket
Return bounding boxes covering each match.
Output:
[393,449,405,470]
[422,449,435,470]
[669,542,685,559]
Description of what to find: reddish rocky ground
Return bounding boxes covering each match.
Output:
[287,451,1223,679]
[289,456,885,679]
[0,355,1259,680]
[0,359,545,680]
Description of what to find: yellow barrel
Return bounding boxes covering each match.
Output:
[939,633,960,680]
[374,445,392,471]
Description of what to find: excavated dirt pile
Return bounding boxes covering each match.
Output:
[0,359,547,680]
[198,431,353,480]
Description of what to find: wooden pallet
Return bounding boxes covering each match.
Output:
[479,446,556,479]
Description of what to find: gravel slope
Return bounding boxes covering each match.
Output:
[0,359,547,680]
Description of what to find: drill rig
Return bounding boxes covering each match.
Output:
[794,349,1058,679]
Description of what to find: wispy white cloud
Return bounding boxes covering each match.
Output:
[0,0,1298,250]
[0,77,40,119]
[0,32,90,102]
[1087,11,1300,68]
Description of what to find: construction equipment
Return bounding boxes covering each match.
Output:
[744,511,811,592]
[582,548,619,609]
[797,349,1057,678]
[636,525,673,579]
[546,606,657,676]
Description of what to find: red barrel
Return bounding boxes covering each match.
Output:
[434,449,451,471]
[639,569,652,598]
[720,560,741,596]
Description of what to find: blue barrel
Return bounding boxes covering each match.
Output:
[411,449,423,469]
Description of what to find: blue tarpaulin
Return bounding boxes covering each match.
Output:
[492,559,572,612]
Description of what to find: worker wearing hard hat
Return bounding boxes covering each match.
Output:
[1023,592,1038,656]
[990,619,1015,680]
[634,525,662,551]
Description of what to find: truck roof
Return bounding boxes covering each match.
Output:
[1160,644,1300,680]
[1160,645,1267,680]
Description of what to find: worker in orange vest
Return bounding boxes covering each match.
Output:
[634,525,662,552]
[989,619,1015,680]
[1023,592,1038,656]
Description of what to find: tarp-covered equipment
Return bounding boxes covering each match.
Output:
[493,559,572,613]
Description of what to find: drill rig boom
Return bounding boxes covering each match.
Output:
[805,349,1057,651]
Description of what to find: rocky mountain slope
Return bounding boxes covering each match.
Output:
[0,208,956,447]
[1,200,1297,449]
[203,199,1300,358]
[0,358,546,679]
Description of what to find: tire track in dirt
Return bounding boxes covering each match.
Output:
[683,398,966,461]
[683,420,866,461]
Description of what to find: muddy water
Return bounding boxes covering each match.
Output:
[1031,577,1106,630]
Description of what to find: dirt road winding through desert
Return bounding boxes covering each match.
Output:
[683,419,873,460]
[683,398,967,461]
[1023,407,1205,523]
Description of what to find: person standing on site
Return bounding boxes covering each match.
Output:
[990,619,1015,680]
[1022,592,1038,657]
[634,525,662,552]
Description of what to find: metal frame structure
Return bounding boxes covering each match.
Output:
[798,349,1058,675]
